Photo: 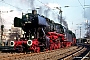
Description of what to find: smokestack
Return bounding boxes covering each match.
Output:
[32,10,37,15]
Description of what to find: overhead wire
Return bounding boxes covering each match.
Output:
[0,0,24,25]
[77,0,86,19]
[77,0,84,9]
[84,0,85,18]
[37,0,61,15]
[36,0,62,24]
[0,0,24,11]
[36,0,59,14]
[1,0,60,20]
[1,0,59,15]
[37,0,54,9]
[36,0,60,14]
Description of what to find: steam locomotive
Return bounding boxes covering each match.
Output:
[8,10,76,52]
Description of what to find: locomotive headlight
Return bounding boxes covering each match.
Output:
[10,41,15,47]
[26,15,28,19]
[28,21,31,23]
[32,36,34,39]
[27,40,32,46]
[25,22,28,23]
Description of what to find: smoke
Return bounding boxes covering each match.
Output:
[38,5,57,20]
[37,3,68,28]
[20,0,28,3]
[58,15,68,28]
[20,0,35,10]
[51,12,57,20]
[62,18,68,29]
[18,1,69,28]
[57,15,60,21]
[38,6,43,15]
[44,8,51,17]
[28,0,35,9]
[38,6,51,17]
[0,17,5,25]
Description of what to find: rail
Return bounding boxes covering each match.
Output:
[59,46,86,60]
[81,51,90,60]
[0,46,85,60]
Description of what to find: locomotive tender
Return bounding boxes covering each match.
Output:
[9,10,76,52]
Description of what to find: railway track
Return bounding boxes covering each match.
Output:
[81,51,90,60]
[73,43,90,60]
[0,46,86,60]
[59,43,90,60]
[60,47,86,60]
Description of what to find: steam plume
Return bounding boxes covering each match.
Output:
[20,0,35,10]
[28,0,35,9]
[44,8,50,17]
[38,6,43,15]
[58,15,68,28]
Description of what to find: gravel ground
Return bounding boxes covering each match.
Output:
[0,46,82,60]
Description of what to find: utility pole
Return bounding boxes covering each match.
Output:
[85,20,89,38]
[76,24,82,43]
[80,27,81,43]
[59,7,62,24]
[75,30,76,35]
[75,29,78,36]
[56,7,62,24]
[55,6,69,24]
[0,11,3,45]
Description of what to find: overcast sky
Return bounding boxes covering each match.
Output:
[0,0,90,38]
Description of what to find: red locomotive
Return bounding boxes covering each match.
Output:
[5,10,76,52]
